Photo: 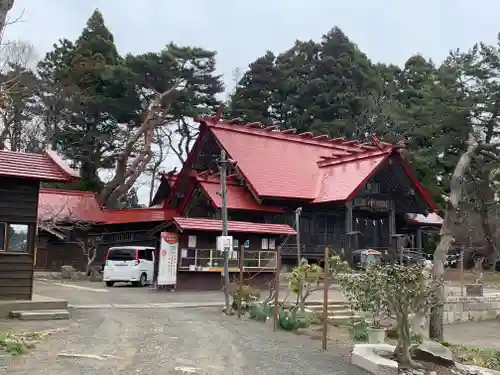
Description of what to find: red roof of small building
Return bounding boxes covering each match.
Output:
[38,188,104,223]
[171,217,296,235]
[102,208,178,225]
[197,175,284,213]
[0,150,79,181]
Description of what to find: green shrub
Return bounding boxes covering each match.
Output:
[278,309,300,331]
[349,320,369,341]
[248,302,271,322]
[229,283,261,311]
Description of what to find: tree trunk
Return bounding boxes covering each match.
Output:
[0,0,14,36]
[429,137,478,340]
[86,245,97,276]
[395,312,421,369]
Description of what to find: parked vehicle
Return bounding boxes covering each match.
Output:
[103,246,155,287]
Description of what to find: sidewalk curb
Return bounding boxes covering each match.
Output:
[68,301,226,309]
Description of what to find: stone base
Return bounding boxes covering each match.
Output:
[466,284,484,297]
[351,344,398,375]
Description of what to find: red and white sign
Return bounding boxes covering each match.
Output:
[158,232,179,286]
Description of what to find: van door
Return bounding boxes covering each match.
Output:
[138,249,154,284]
[146,248,155,284]
[106,248,137,279]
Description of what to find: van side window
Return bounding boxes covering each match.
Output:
[146,249,154,261]
[138,249,147,259]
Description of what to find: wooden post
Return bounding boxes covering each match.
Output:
[238,245,244,319]
[460,248,464,297]
[273,246,281,332]
[322,247,329,350]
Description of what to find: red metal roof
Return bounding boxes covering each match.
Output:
[313,154,388,203]
[198,177,284,213]
[172,217,296,235]
[102,208,178,225]
[0,150,79,181]
[194,118,437,210]
[205,120,392,200]
[38,188,105,223]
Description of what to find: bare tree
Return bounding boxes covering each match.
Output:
[97,83,182,207]
[0,40,39,150]
[147,127,170,205]
[159,118,197,165]
[38,202,100,275]
[0,0,14,38]
[429,135,500,340]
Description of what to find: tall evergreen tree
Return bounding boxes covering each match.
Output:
[37,9,140,192]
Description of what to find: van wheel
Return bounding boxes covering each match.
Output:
[105,281,114,287]
[139,273,147,287]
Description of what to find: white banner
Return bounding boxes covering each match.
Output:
[158,232,179,286]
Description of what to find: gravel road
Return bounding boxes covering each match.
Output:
[3,308,368,375]
[1,280,368,374]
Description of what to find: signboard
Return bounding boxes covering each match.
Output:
[158,232,179,286]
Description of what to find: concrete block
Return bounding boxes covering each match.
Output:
[351,344,398,375]
[10,309,70,321]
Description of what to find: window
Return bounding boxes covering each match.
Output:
[179,249,276,269]
[138,248,154,261]
[7,224,28,253]
[107,248,136,261]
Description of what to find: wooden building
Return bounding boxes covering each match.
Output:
[37,188,176,272]
[154,217,295,290]
[0,150,79,300]
[152,115,440,266]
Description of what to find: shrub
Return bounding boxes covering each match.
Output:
[339,264,437,369]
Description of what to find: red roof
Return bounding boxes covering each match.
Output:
[194,118,437,210]
[38,188,104,222]
[313,154,387,203]
[102,208,178,225]
[197,176,284,213]
[172,217,296,235]
[0,150,79,181]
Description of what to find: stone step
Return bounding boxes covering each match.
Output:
[10,309,71,321]
[304,300,347,307]
[325,308,354,316]
[328,314,363,325]
[306,304,351,312]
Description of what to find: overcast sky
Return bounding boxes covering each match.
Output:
[5,0,500,204]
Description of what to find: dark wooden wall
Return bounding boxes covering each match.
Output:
[0,177,39,300]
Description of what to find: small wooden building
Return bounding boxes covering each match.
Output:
[155,217,296,290]
[37,188,177,272]
[0,150,79,300]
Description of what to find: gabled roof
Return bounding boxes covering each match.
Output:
[102,207,178,225]
[0,150,79,181]
[38,188,104,223]
[171,217,296,235]
[192,117,437,210]
[150,171,178,207]
[196,174,284,213]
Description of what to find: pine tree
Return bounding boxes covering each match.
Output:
[37,9,140,192]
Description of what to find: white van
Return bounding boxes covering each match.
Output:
[103,246,155,287]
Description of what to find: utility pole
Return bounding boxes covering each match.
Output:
[218,149,231,313]
[295,207,302,266]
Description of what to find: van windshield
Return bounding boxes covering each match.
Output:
[108,248,136,261]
